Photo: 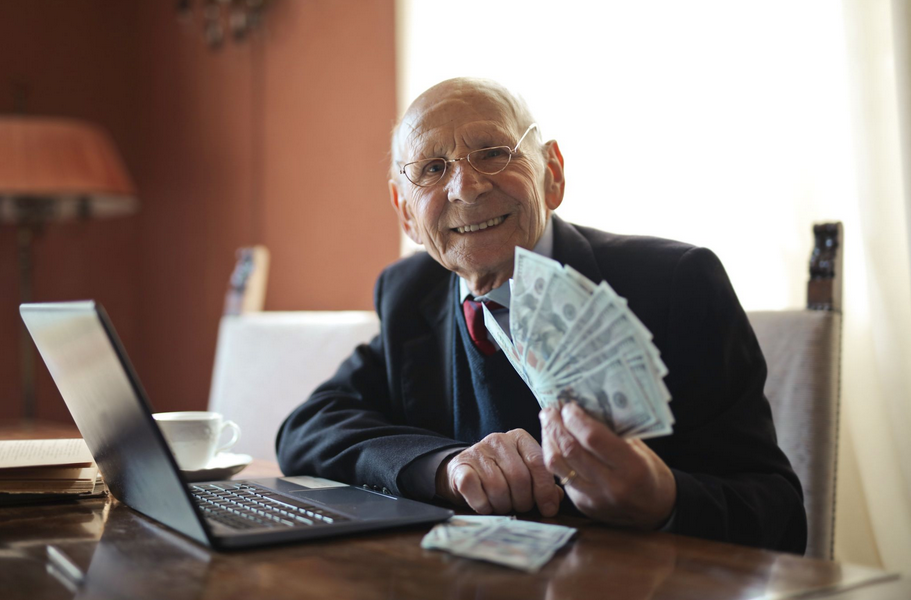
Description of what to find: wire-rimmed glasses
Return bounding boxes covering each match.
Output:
[398,123,538,188]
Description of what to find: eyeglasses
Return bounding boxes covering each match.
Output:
[399,123,538,188]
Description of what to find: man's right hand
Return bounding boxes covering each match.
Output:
[435,429,563,517]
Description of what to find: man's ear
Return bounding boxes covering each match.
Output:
[542,140,565,211]
[388,178,423,245]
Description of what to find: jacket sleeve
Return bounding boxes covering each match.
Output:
[653,247,808,554]
[275,269,464,496]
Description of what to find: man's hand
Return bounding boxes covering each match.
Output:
[539,403,677,530]
[436,429,563,517]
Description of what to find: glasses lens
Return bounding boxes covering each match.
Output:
[468,146,511,175]
[405,159,446,187]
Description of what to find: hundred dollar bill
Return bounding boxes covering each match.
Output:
[445,519,577,573]
[551,311,666,384]
[554,356,658,436]
[553,333,645,387]
[562,264,598,294]
[522,269,591,389]
[560,284,660,369]
[543,283,617,380]
[627,355,674,425]
[552,338,673,438]
[547,304,626,380]
[421,516,514,551]
[511,248,560,362]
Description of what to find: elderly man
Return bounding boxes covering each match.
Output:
[277,78,807,553]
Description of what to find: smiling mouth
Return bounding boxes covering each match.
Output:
[453,215,507,234]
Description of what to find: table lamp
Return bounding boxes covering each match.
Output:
[0,116,139,421]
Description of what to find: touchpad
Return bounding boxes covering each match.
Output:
[287,487,403,519]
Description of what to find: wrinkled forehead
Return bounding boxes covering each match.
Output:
[396,87,521,159]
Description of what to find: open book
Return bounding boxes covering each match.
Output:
[0,439,107,503]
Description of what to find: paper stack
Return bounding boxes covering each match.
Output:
[0,439,107,504]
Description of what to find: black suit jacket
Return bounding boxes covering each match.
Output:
[277,216,808,553]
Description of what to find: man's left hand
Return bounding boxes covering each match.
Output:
[539,403,677,530]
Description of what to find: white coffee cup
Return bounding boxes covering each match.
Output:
[153,411,241,471]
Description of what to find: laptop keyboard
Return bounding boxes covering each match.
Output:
[190,482,351,531]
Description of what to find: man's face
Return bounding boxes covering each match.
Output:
[389,84,564,295]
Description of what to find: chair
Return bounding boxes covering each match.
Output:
[207,311,379,462]
[209,246,380,462]
[746,222,843,559]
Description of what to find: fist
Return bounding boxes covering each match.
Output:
[436,429,563,517]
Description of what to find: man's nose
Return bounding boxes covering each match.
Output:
[446,159,492,204]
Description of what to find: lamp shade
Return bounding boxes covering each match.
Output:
[0,116,138,223]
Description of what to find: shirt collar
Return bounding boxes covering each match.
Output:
[458,216,555,306]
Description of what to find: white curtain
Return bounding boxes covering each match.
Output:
[835,0,911,573]
[398,0,911,571]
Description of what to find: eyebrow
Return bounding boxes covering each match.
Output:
[462,130,512,150]
[408,127,515,161]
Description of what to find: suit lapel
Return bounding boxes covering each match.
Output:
[552,215,604,283]
[400,271,456,436]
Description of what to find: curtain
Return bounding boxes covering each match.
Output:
[833,0,911,573]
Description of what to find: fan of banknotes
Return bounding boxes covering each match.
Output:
[483,247,675,439]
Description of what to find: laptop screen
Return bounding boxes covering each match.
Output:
[20,301,210,544]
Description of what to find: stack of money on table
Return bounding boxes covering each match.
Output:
[421,516,576,572]
[483,247,675,439]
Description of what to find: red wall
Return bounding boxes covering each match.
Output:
[0,0,400,421]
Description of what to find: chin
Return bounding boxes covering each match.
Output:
[453,252,514,285]
[438,227,526,280]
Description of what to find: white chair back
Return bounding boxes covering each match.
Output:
[208,311,379,462]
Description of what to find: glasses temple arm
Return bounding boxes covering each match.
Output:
[512,123,538,152]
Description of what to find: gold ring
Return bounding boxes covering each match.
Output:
[559,470,577,487]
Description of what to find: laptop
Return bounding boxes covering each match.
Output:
[20,301,453,550]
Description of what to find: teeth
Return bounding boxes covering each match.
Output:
[456,216,505,234]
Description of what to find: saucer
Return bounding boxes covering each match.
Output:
[181,452,253,483]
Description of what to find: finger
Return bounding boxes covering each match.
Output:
[448,462,493,514]
[540,409,581,484]
[472,455,515,514]
[492,435,535,513]
[541,406,603,485]
[561,403,631,466]
[515,432,561,516]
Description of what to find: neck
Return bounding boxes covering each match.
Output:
[464,270,512,297]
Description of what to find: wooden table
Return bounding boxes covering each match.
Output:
[1,422,906,600]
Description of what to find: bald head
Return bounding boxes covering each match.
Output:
[391,78,540,177]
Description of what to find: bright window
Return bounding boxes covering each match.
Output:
[397,0,854,310]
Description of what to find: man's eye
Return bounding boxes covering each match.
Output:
[482,148,505,160]
[423,161,444,175]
